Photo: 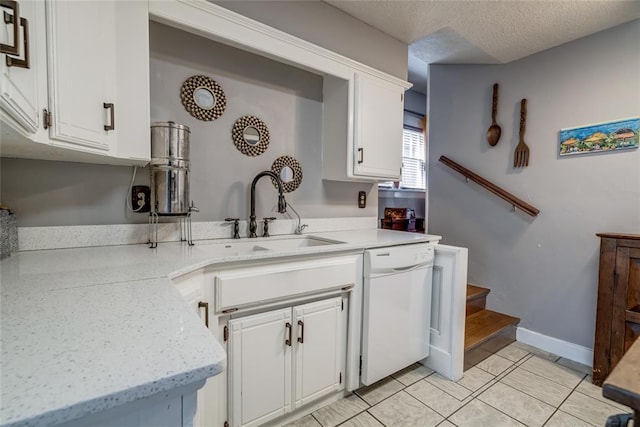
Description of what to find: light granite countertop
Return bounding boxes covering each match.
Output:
[0,229,440,427]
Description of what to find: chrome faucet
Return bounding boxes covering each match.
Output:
[249,171,287,238]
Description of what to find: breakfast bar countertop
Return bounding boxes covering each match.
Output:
[0,229,440,427]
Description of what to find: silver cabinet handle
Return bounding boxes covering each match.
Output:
[297,320,304,344]
[103,103,115,131]
[285,322,292,346]
[198,301,209,328]
[357,147,364,164]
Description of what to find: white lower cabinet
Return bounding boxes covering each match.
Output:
[293,298,343,408]
[228,297,344,427]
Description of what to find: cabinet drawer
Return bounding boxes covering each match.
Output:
[214,256,359,312]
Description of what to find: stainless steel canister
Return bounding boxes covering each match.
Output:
[150,121,190,167]
[150,122,191,215]
[151,166,190,215]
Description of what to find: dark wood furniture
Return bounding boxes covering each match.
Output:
[593,233,640,386]
[380,217,424,232]
[380,207,425,233]
[603,338,640,425]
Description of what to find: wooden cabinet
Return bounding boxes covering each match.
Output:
[227,297,344,427]
[593,233,640,386]
[0,0,150,165]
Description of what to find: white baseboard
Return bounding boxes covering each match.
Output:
[516,327,593,367]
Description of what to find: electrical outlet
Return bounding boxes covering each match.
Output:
[358,191,366,208]
[131,185,150,213]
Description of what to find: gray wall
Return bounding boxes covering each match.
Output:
[428,20,640,349]
[213,0,407,80]
[0,10,413,227]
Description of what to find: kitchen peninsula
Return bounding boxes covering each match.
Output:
[1,229,459,427]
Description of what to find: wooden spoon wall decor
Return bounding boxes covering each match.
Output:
[487,83,502,146]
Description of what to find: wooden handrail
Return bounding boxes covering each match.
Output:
[439,156,540,217]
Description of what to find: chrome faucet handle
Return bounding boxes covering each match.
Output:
[296,223,308,234]
[224,218,241,239]
[262,217,276,237]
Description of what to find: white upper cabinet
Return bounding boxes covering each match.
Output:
[322,72,407,182]
[0,0,150,165]
[352,72,404,180]
[46,0,117,152]
[148,0,411,182]
[0,0,47,135]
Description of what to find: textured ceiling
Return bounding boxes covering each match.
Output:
[324,0,640,93]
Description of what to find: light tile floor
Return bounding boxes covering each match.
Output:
[285,342,634,427]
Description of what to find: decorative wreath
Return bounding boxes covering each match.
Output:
[271,156,303,193]
[231,115,270,156]
[180,75,226,121]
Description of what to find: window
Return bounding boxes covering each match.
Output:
[400,127,426,190]
[379,127,426,190]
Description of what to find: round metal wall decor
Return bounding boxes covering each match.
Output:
[271,156,303,193]
[232,115,270,156]
[180,75,226,121]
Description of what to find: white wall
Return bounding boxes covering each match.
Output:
[1,10,411,226]
[428,20,640,349]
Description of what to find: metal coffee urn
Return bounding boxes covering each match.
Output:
[149,121,198,247]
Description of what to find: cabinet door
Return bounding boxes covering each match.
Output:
[353,72,403,180]
[45,0,116,152]
[228,308,292,427]
[422,244,468,382]
[611,247,640,368]
[0,0,46,133]
[293,298,343,408]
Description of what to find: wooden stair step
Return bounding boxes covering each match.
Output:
[466,284,490,317]
[466,284,490,301]
[465,309,520,351]
[464,309,520,370]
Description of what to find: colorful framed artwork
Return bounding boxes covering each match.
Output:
[559,117,639,157]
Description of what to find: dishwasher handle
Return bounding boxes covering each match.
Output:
[369,261,432,276]
[393,263,428,272]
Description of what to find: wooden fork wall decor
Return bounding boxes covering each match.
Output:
[513,99,530,168]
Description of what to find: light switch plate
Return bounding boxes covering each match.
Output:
[358,191,366,208]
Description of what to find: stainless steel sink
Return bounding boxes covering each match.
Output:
[194,241,270,256]
[256,236,344,251]
[194,236,343,256]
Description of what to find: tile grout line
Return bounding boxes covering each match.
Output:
[540,373,593,427]
[422,378,474,402]
[516,358,586,390]
[365,408,387,427]
[478,379,558,415]
[449,393,530,427]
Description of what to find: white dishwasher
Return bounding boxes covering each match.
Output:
[361,243,434,386]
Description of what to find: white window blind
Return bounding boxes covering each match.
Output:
[400,128,426,190]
